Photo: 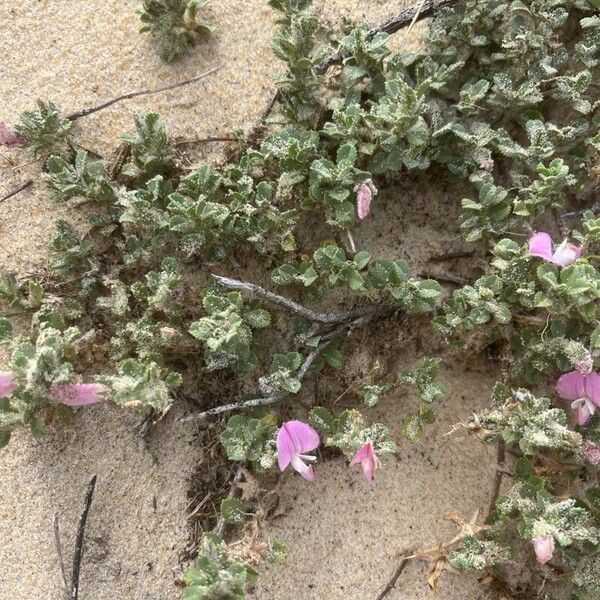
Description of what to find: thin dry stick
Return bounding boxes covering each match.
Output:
[66,66,221,120]
[488,439,506,515]
[211,273,361,324]
[53,513,70,600]
[1,179,33,202]
[70,474,98,600]
[173,136,237,147]
[375,548,416,600]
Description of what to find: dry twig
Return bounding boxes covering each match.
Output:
[70,474,98,600]
[66,66,221,121]
[211,273,372,324]
[1,179,33,202]
[375,548,416,600]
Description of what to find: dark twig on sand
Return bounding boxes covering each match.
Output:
[375,548,416,600]
[70,474,98,600]
[53,513,70,600]
[1,179,33,202]
[66,66,221,121]
[173,136,237,147]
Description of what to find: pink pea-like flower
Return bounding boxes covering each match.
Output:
[0,123,24,149]
[50,383,106,406]
[276,420,320,481]
[0,371,17,398]
[350,441,376,484]
[556,371,600,426]
[583,441,600,467]
[356,183,376,220]
[533,536,555,565]
[528,232,581,267]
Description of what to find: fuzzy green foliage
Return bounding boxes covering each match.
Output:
[477,387,582,455]
[220,414,278,471]
[122,112,177,181]
[182,533,257,600]
[448,536,512,571]
[139,0,213,62]
[43,151,117,204]
[189,290,271,373]
[49,220,94,278]
[0,324,81,445]
[270,0,326,125]
[14,100,72,156]
[309,406,396,458]
[399,358,445,440]
[493,477,599,551]
[273,243,441,311]
[99,359,181,412]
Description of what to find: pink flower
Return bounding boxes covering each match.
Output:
[356,183,376,220]
[583,441,600,466]
[556,371,600,426]
[528,232,581,267]
[276,420,320,481]
[0,123,24,149]
[50,383,106,406]
[533,536,555,565]
[0,371,17,397]
[350,441,376,483]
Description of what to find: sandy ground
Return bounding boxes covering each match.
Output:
[0,1,502,599]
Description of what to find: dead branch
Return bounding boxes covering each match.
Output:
[173,136,237,147]
[53,513,70,600]
[375,548,416,600]
[66,66,221,121]
[1,179,33,202]
[70,474,98,600]
[211,273,364,324]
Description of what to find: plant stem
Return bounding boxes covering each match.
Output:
[66,66,221,121]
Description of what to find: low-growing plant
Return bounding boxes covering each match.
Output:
[139,0,214,62]
[3,0,600,597]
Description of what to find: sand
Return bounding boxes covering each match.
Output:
[0,1,503,599]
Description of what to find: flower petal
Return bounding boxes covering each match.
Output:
[571,398,592,426]
[280,420,320,454]
[0,123,23,149]
[556,371,586,401]
[50,383,106,406]
[584,372,600,407]
[0,371,17,398]
[533,536,554,565]
[276,426,296,471]
[552,240,581,267]
[357,184,372,220]
[528,232,553,261]
[291,453,315,481]
[351,441,374,465]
